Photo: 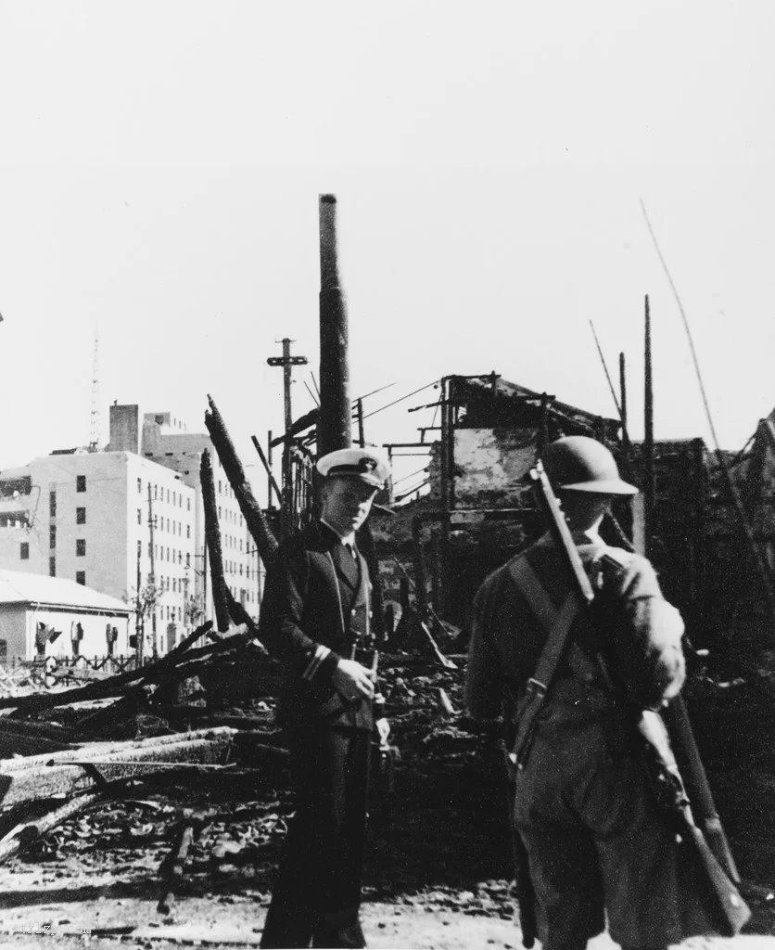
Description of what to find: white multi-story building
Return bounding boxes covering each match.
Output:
[0,403,261,656]
[110,404,261,621]
[0,450,197,655]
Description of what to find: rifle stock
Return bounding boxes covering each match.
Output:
[511,822,537,948]
[682,822,751,936]
[664,695,741,882]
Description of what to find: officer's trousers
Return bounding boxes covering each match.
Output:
[260,721,371,949]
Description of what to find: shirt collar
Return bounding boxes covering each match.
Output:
[320,518,356,548]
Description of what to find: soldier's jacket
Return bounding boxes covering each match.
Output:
[259,520,379,731]
[465,532,686,726]
[466,533,695,947]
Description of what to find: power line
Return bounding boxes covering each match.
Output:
[362,380,439,421]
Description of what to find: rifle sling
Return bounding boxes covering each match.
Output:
[509,556,583,768]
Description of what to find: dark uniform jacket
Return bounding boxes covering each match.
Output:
[259,520,378,732]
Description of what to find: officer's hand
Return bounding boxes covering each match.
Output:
[332,659,375,702]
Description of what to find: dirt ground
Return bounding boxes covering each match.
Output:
[0,657,773,949]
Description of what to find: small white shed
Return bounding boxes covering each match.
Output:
[0,569,131,661]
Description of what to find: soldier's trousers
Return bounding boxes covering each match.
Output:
[260,722,371,949]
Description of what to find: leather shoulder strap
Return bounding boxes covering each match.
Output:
[508,554,584,769]
[508,556,581,689]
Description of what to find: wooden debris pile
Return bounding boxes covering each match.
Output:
[0,616,288,894]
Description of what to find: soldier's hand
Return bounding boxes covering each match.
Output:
[376,717,391,746]
[332,659,375,701]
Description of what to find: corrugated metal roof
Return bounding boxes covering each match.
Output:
[0,570,130,613]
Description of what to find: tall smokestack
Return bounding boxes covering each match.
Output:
[318,194,352,455]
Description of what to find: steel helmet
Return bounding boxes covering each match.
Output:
[541,436,638,496]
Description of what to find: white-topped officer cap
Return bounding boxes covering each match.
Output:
[316,448,390,489]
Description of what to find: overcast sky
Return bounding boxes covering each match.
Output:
[1,2,773,491]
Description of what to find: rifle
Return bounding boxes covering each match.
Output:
[528,461,750,938]
[506,758,538,948]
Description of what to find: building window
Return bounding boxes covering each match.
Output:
[49,525,56,549]
[187,499,191,511]
[49,556,56,577]
[137,477,142,494]
[76,539,86,557]
[76,571,86,585]
[185,553,190,568]
[148,542,152,558]
[76,507,86,524]
[137,539,142,558]
[76,475,86,493]
[137,508,142,525]
[20,542,29,560]
[49,491,57,517]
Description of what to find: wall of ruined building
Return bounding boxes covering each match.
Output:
[371,501,539,631]
[451,428,538,509]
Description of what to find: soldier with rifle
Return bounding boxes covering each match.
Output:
[466,435,748,950]
[259,448,390,949]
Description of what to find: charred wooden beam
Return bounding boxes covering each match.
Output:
[0,728,235,808]
[0,622,228,713]
[200,449,231,632]
[251,435,282,507]
[205,395,279,566]
[157,818,198,914]
[0,731,75,758]
[0,790,103,863]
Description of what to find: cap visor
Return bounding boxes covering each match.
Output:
[561,480,639,496]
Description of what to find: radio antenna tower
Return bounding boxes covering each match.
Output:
[88,328,100,452]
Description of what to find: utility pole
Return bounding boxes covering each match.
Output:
[135,540,144,665]
[619,351,628,434]
[147,483,158,658]
[267,430,273,508]
[267,338,308,533]
[643,295,656,560]
[88,328,100,452]
[356,398,365,448]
